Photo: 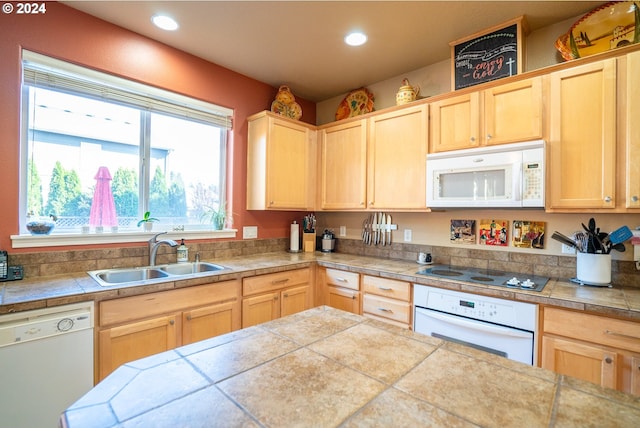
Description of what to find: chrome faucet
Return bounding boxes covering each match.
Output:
[148,232,178,266]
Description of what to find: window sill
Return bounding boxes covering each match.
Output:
[11,229,237,249]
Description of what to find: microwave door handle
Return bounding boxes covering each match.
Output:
[422,310,532,339]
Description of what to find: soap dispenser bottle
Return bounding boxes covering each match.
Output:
[177,239,188,263]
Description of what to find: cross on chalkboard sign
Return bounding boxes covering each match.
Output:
[450,16,527,91]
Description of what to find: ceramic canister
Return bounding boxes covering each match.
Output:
[576,252,611,285]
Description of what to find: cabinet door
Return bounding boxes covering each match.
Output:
[625,51,640,208]
[326,286,360,314]
[98,314,178,380]
[242,292,280,328]
[267,118,313,209]
[319,120,368,209]
[548,59,617,209]
[281,285,312,317]
[484,77,543,146]
[542,335,617,390]
[182,300,241,345]
[367,104,429,209]
[430,92,480,152]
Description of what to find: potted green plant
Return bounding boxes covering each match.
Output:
[137,211,158,231]
[201,204,226,230]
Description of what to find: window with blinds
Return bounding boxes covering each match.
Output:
[20,50,232,235]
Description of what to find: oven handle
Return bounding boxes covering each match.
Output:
[417,309,532,339]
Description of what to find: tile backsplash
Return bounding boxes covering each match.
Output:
[8,237,639,287]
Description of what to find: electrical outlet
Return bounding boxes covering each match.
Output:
[404,229,412,242]
[561,244,575,254]
[339,226,346,236]
[243,226,258,239]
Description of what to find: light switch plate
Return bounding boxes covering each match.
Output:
[404,229,412,242]
[339,226,346,236]
[243,226,258,239]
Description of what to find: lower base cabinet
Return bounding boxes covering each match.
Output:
[362,275,411,329]
[541,307,640,396]
[242,268,314,328]
[321,267,361,315]
[97,280,241,382]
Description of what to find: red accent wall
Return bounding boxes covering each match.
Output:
[0,2,315,252]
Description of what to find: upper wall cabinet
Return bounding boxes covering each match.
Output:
[625,51,640,209]
[319,119,368,210]
[430,77,543,153]
[319,104,428,210]
[247,111,317,210]
[547,59,617,210]
[367,104,429,210]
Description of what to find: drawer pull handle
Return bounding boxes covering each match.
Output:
[378,287,392,291]
[351,294,356,300]
[186,315,192,321]
[604,330,640,341]
[272,278,290,285]
[336,277,348,282]
[283,293,289,298]
[169,320,175,325]
[604,357,613,364]
[377,307,393,313]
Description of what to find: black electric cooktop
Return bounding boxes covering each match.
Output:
[416,265,549,292]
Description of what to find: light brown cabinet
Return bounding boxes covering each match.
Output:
[367,104,428,210]
[246,111,316,210]
[319,119,368,210]
[318,104,428,210]
[362,275,411,328]
[97,280,241,381]
[541,307,640,396]
[242,268,314,327]
[430,77,543,153]
[321,267,360,315]
[624,50,640,209]
[547,59,617,210]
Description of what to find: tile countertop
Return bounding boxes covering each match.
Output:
[1,251,639,320]
[60,306,640,428]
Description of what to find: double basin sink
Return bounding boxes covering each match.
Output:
[88,262,227,287]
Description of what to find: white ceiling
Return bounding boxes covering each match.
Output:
[62,1,602,102]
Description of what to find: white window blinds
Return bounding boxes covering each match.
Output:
[22,50,233,129]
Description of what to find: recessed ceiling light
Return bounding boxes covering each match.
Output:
[345,32,367,46]
[152,14,179,31]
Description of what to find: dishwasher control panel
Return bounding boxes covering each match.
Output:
[0,302,94,347]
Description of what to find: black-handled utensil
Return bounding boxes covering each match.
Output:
[551,231,580,250]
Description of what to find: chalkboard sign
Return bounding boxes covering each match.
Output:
[450,16,526,91]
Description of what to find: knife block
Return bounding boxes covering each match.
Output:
[303,232,316,252]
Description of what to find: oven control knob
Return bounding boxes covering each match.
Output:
[521,279,535,288]
[506,277,520,286]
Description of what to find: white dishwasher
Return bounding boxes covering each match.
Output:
[0,301,94,428]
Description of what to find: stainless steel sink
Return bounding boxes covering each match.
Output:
[88,262,228,287]
[159,262,225,275]
[94,267,169,284]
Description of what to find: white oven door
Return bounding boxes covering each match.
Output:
[414,307,534,365]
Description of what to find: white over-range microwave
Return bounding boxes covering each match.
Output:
[426,140,545,208]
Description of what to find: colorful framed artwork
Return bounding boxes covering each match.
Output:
[450,219,476,244]
[512,220,546,249]
[450,15,527,90]
[479,219,509,246]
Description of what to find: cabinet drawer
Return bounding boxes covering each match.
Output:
[243,268,310,296]
[325,268,359,291]
[100,280,240,327]
[543,307,640,353]
[363,276,410,301]
[363,294,411,324]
